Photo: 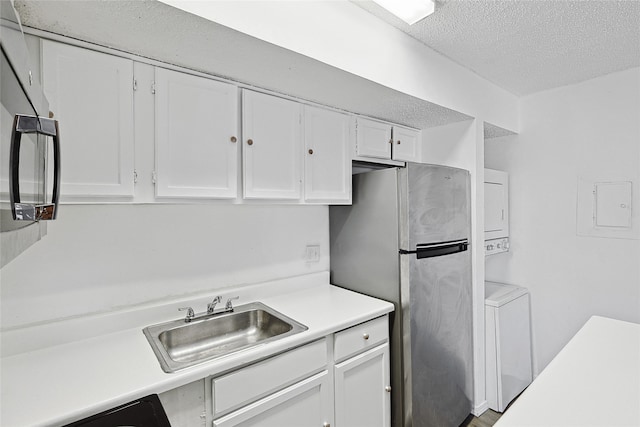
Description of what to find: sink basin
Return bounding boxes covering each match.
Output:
[143,302,307,372]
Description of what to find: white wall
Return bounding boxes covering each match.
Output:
[421,119,487,414]
[161,0,518,133]
[0,204,329,329]
[485,67,640,372]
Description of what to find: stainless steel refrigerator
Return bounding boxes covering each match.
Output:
[330,163,473,427]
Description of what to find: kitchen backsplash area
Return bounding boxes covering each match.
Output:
[0,203,329,331]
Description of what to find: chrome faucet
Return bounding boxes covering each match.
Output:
[178,306,195,323]
[207,296,222,314]
[225,296,240,311]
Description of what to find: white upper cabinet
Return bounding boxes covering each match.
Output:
[154,68,239,199]
[41,40,134,200]
[356,117,392,159]
[304,105,351,204]
[392,125,421,162]
[355,117,421,163]
[242,90,302,200]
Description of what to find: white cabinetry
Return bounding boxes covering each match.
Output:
[333,316,391,427]
[154,67,239,199]
[484,168,510,255]
[355,117,421,163]
[355,117,392,160]
[41,40,134,200]
[39,39,356,205]
[304,105,351,203]
[334,345,390,427]
[212,339,331,427]
[158,316,391,427]
[242,90,302,200]
[392,124,421,162]
[213,372,332,427]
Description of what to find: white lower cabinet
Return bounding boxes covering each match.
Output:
[159,315,390,427]
[213,371,332,427]
[334,344,390,427]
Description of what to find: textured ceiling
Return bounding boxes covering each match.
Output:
[352,0,640,96]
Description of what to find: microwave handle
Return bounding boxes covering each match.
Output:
[50,119,60,218]
[9,114,60,220]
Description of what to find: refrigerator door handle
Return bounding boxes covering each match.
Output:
[399,239,469,259]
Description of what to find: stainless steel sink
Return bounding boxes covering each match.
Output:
[143,302,307,372]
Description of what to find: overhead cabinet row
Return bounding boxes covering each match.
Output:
[41,40,355,204]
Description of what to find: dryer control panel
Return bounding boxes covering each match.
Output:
[485,237,509,256]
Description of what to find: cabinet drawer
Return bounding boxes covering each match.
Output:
[212,339,327,416]
[334,315,388,363]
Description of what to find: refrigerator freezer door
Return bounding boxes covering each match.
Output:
[399,163,470,251]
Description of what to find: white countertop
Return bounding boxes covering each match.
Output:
[495,316,640,427]
[1,276,394,426]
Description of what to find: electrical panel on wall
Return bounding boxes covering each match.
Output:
[594,181,632,228]
[484,169,510,255]
[577,177,638,240]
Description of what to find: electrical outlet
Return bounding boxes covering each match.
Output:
[305,245,320,262]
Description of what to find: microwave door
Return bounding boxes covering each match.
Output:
[0,49,42,232]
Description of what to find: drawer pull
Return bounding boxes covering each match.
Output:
[385,385,392,393]
[363,333,369,340]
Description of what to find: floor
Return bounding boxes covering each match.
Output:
[460,409,502,427]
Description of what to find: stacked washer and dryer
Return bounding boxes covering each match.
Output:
[485,281,533,412]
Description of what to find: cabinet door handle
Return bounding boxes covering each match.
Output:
[308,149,314,155]
[230,136,237,143]
[397,140,401,145]
[363,333,369,340]
[247,139,254,146]
[323,423,331,427]
[388,138,393,145]
[385,385,392,392]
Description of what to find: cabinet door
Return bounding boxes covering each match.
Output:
[155,68,238,199]
[334,344,391,427]
[392,125,421,162]
[242,90,302,200]
[484,169,509,240]
[213,371,332,427]
[41,40,134,200]
[304,106,351,203]
[355,117,392,159]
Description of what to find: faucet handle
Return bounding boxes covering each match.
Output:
[225,296,240,311]
[178,306,195,322]
[207,296,222,314]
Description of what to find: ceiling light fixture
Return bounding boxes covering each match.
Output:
[371,0,435,25]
